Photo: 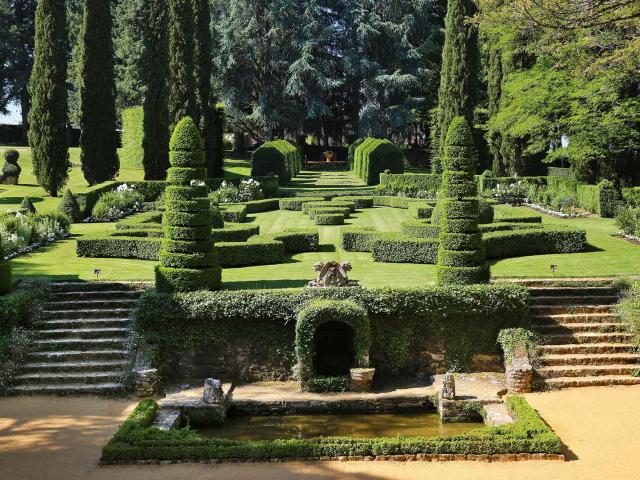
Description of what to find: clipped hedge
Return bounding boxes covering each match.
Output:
[401,220,440,238]
[315,213,345,225]
[279,197,325,211]
[307,206,351,219]
[336,196,374,209]
[484,227,587,259]
[211,223,260,243]
[77,235,161,260]
[302,201,356,214]
[378,173,441,197]
[340,227,379,252]
[251,139,302,184]
[373,196,421,209]
[372,234,439,264]
[101,395,560,464]
[268,228,319,253]
[408,201,435,219]
[347,138,364,169]
[353,138,404,185]
[219,204,247,223]
[216,238,286,267]
[225,198,280,214]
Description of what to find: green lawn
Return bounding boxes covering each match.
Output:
[0,146,251,213]
[6,166,640,286]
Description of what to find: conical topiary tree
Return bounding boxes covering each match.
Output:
[155,117,221,292]
[20,197,37,214]
[58,189,81,222]
[436,116,489,285]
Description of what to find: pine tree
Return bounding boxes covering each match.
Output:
[142,0,170,180]
[28,0,69,197]
[432,0,479,173]
[79,0,120,185]
[193,0,218,176]
[113,0,146,111]
[168,0,196,130]
[436,117,488,285]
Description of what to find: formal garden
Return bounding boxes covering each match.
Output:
[1,0,640,470]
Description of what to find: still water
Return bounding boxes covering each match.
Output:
[198,413,482,441]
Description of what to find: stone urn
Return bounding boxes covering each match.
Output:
[324,150,334,163]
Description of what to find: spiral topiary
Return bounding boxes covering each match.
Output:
[155,116,221,292]
[436,116,489,285]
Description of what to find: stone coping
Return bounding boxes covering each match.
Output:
[126,453,564,465]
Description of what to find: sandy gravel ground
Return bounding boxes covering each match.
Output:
[1,386,640,480]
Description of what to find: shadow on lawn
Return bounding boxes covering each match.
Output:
[0,195,45,205]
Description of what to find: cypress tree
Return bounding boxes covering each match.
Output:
[168,0,197,130]
[486,46,506,176]
[28,0,69,197]
[142,0,170,180]
[432,0,479,173]
[193,0,220,177]
[436,117,489,285]
[79,0,119,185]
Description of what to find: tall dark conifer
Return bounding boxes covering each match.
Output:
[168,0,196,130]
[79,0,119,185]
[193,0,220,177]
[432,0,479,173]
[486,46,505,175]
[142,0,170,180]
[28,0,69,197]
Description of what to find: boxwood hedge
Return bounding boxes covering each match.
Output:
[100,395,560,463]
[373,234,439,264]
[315,213,345,225]
[216,238,286,268]
[279,197,325,211]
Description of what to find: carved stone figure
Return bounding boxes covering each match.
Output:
[203,378,224,404]
[307,260,358,288]
[441,372,456,400]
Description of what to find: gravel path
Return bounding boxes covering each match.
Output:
[2,386,640,479]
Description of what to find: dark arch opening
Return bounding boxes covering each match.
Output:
[312,321,355,376]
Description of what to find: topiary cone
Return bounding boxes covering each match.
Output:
[155,116,221,292]
[436,116,489,285]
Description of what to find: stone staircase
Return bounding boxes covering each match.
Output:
[10,282,144,395]
[530,285,640,389]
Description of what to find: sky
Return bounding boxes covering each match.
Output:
[1,102,22,125]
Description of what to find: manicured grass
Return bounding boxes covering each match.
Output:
[281,170,374,195]
[0,146,249,213]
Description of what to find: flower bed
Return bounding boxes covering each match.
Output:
[0,211,71,260]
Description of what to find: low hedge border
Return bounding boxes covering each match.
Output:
[315,213,345,225]
[342,225,587,261]
[77,235,161,260]
[216,238,286,268]
[219,204,248,223]
[307,207,351,219]
[100,396,561,464]
[279,197,325,211]
[224,198,280,214]
[267,228,320,253]
[211,223,260,243]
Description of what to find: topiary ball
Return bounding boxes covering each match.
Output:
[4,149,19,163]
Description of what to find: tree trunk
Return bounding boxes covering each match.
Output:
[20,89,30,145]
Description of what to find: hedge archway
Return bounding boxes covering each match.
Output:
[295,299,371,382]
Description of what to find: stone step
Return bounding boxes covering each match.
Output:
[530,295,618,306]
[533,322,628,334]
[9,382,125,395]
[539,353,640,367]
[531,313,620,325]
[35,337,128,350]
[537,364,640,379]
[44,308,133,320]
[51,282,139,293]
[528,286,618,297]
[543,375,640,389]
[35,327,129,340]
[483,403,514,426]
[542,332,633,345]
[539,343,635,355]
[22,359,129,373]
[53,290,142,301]
[14,371,124,385]
[41,318,130,330]
[46,299,138,310]
[28,349,129,362]
[530,305,614,315]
